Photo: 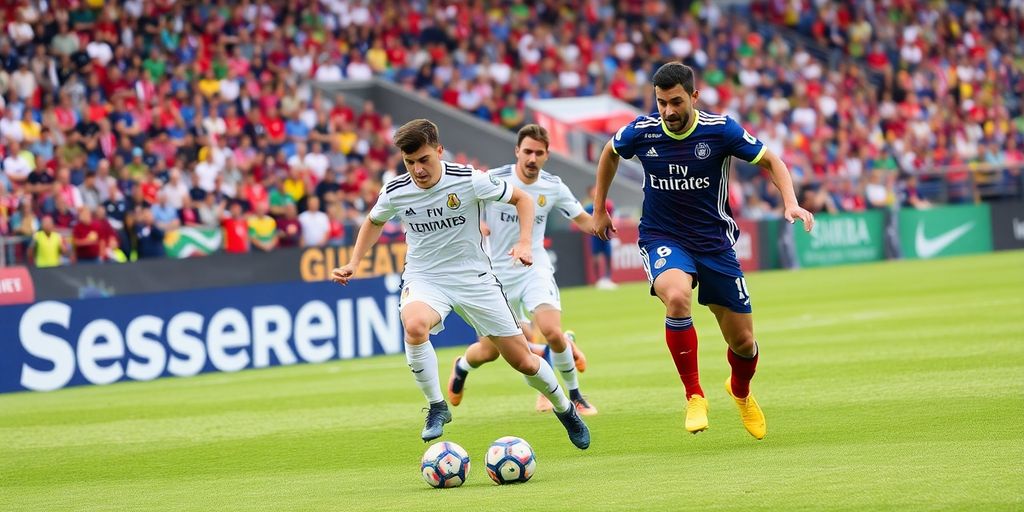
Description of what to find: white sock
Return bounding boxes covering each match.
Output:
[523,355,572,413]
[405,341,443,404]
[551,344,579,392]
[456,356,474,373]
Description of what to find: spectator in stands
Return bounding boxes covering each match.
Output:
[28,215,65,268]
[151,192,180,232]
[221,201,250,254]
[277,202,302,248]
[134,208,165,259]
[93,206,124,263]
[298,195,330,248]
[197,192,223,229]
[248,202,278,253]
[71,207,103,264]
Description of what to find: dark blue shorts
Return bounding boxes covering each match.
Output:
[639,239,752,314]
[590,237,612,259]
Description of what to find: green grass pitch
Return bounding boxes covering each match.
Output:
[2,251,1022,511]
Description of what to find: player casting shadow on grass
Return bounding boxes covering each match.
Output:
[592,63,815,440]
[332,119,589,449]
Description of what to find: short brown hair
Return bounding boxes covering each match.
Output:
[516,124,549,149]
[393,119,440,154]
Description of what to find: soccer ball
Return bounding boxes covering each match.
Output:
[485,436,536,484]
[421,441,471,488]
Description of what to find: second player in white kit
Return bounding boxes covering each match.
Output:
[447,124,598,415]
[331,119,590,449]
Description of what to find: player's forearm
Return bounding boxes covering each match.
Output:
[512,194,534,243]
[764,153,800,208]
[573,212,595,233]
[347,217,385,267]
[594,143,619,213]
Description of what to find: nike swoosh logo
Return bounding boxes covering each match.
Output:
[410,368,424,374]
[915,221,974,258]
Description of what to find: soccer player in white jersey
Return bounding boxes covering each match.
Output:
[331,119,590,449]
[446,124,599,416]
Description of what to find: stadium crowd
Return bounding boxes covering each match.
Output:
[0,0,1021,266]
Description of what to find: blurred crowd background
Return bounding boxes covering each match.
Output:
[0,0,1021,266]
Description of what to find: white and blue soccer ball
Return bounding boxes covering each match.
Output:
[421,441,471,488]
[485,436,536,484]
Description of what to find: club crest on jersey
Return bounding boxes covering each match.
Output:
[695,142,711,160]
[537,194,547,207]
[446,193,461,209]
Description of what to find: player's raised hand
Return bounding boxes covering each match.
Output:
[509,240,533,266]
[785,205,815,232]
[592,210,617,241]
[331,264,356,285]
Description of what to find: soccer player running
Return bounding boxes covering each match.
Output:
[591,63,814,439]
[447,124,598,416]
[331,119,590,449]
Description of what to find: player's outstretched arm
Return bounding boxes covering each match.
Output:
[758,149,815,232]
[571,211,596,235]
[592,141,619,241]
[507,185,535,266]
[331,217,385,285]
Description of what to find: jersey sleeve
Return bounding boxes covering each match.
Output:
[610,117,642,159]
[367,184,397,224]
[554,181,585,218]
[724,116,767,164]
[471,170,513,203]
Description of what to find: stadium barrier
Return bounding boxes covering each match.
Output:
[989,200,1024,251]
[793,210,887,268]
[897,204,993,260]
[0,276,475,394]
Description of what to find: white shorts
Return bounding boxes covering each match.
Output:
[399,272,522,337]
[498,269,561,321]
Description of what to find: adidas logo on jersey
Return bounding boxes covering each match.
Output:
[405,208,416,216]
[645,147,659,157]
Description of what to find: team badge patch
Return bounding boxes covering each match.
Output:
[537,194,547,207]
[446,193,461,209]
[488,174,501,186]
[401,285,411,303]
[655,258,667,269]
[695,142,711,160]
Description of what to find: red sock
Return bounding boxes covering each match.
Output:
[727,344,758,399]
[665,317,703,398]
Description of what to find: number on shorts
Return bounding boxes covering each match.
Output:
[735,277,750,301]
[657,246,672,257]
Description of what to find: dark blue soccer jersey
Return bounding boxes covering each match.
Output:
[612,110,767,254]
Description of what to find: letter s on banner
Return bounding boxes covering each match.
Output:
[19,301,75,391]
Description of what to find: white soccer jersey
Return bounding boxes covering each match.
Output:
[484,164,585,276]
[369,161,513,279]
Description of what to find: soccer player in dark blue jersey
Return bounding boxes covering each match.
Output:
[591,63,814,440]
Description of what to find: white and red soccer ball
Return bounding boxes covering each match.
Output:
[485,436,536,484]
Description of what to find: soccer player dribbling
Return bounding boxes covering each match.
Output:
[331,119,590,449]
[591,63,815,439]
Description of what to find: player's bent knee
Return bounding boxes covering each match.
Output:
[728,333,757,356]
[660,288,692,316]
[402,317,433,341]
[506,352,539,375]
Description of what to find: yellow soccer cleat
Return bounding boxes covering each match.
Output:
[725,378,766,440]
[685,394,709,433]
